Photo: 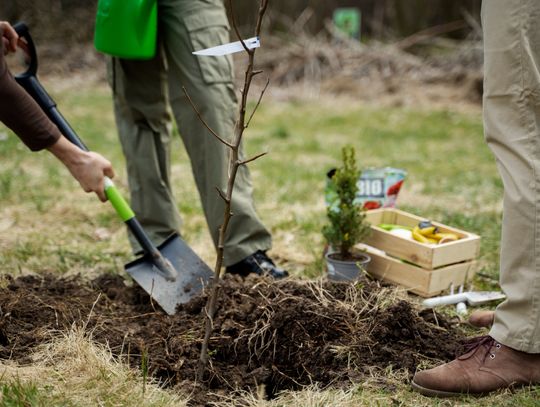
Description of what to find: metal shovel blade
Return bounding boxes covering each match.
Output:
[125,233,214,315]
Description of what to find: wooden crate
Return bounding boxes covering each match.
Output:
[360,246,477,297]
[363,208,480,269]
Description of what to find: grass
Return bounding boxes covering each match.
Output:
[0,77,531,405]
[0,327,185,406]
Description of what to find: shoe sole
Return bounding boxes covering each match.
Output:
[412,380,530,398]
[411,380,466,398]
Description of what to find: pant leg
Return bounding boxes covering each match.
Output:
[108,54,182,251]
[483,0,540,353]
[157,0,272,265]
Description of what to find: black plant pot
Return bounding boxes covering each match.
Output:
[325,252,371,281]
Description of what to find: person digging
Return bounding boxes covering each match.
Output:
[411,0,540,397]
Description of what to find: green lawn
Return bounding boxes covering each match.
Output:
[0,79,528,406]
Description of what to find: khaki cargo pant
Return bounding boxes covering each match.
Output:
[108,0,271,266]
[483,0,540,353]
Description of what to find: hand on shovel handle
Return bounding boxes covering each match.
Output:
[48,136,115,202]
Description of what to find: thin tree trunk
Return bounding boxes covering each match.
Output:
[194,0,270,381]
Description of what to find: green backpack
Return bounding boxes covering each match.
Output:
[94,0,157,59]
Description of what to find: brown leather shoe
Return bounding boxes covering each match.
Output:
[468,310,495,328]
[411,336,540,397]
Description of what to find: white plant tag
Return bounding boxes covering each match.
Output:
[193,37,260,56]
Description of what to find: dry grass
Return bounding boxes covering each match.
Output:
[0,326,187,406]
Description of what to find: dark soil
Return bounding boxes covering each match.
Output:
[0,273,464,405]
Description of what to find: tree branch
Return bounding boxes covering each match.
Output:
[215,186,229,203]
[182,86,235,148]
[228,0,250,53]
[238,151,267,166]
[246,77,270,128]
[254,0,269,37]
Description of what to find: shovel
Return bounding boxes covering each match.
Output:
[12,23,213,315]
[422,291,506,308]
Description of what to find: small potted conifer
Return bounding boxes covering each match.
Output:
[323,146,371,281]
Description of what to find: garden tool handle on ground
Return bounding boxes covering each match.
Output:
[423,293,467,308]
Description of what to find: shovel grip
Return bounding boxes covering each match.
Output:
[104,178,135,221]
[12,22,38,77]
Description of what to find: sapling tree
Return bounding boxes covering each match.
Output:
[183,0,271,380]
[323,146,371,259]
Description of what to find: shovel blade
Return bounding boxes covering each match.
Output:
[125,233,213,315]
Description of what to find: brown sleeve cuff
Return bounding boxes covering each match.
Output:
[0,37,61,151]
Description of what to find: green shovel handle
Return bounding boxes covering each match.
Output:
[103,177,177,281]
[104,177,135,221]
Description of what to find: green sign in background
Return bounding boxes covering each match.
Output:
[333,8,361,40]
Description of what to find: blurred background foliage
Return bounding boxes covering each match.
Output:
[0,0,482,44]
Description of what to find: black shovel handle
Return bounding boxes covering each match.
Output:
[11,22,37,77]
[13,22,88,152]
[11,23,176,279]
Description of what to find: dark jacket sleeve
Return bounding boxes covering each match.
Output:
[0,32,61,151]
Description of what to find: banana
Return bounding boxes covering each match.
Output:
[434,232,459,243]
[383,221,460,245]
[415,221,459,244]
[412,226,437,244]
[439,236,457,244]
[417,226,437,236]
[423,232,460,244]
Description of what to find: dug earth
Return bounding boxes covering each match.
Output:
[0,273,464,405]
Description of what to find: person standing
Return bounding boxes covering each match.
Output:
[412,0,540,396]
[107,0,286,277]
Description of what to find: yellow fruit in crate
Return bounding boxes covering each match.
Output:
[433,232,460,244]
[412,226,437,244]
[414,221,460,244]
[418,226,437,236]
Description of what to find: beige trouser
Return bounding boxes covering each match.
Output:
[108,0,271,266]
[483,0,540,353]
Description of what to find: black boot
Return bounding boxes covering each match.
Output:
[226,251,288,279]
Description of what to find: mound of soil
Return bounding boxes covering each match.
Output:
[0,273,464,405]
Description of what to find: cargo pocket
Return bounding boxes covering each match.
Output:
[185,9,233,84]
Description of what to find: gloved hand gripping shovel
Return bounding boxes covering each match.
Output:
[12,23,213,315]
